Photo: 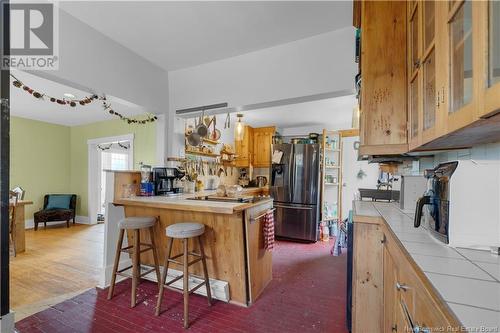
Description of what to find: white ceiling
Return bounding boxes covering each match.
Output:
[10,70,147,126]
[59,1,353,71]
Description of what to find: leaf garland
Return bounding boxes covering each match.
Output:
[10,73,158,124]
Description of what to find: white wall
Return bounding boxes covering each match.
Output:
[281,123,352,137]
[167,27,356,156]
[32,9,169,113]
[432,144,500,249]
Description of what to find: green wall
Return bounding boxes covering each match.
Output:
[10,116,156,221]
[10,117,71,219]
[70,119,156,216]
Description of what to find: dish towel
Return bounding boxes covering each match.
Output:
[263,211,275,251]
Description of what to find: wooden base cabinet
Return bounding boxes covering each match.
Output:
[352,220,461,333]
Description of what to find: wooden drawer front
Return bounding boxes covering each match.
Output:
[384,228,461,331]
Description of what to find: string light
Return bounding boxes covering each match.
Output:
[10,73,158,125]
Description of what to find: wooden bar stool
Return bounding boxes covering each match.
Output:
[155,222,212,329]
[108,216,161,308]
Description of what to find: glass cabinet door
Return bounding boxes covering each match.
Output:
[408,2,420,145]
[449,0,473,114]
[489,0,500,87]
[410,74,419,139]
[423,0,436,131]
[410,3,420,71]
[423,49,436,130]
[424,0,435,50]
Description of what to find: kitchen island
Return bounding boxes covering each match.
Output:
[101,170,273,307]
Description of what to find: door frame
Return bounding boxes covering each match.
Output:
[0,0,12,328]
[87,134,134,224]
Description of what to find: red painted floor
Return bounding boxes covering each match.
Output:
[16,240,348,333]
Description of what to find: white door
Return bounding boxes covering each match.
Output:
[341,136,379,219]
[88,134,134,224]
[99,150,130,216]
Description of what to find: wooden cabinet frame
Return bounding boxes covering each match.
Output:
[357,0,500,154]
[477,0,500,119]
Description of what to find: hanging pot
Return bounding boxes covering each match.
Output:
[187,132,201,146]
[196,110,209,138]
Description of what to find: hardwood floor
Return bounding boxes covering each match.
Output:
[10,223,104,320]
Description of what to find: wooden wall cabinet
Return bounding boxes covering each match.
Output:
[252,127,275,168]
[352,220,462,333]
[358,1,408,156]
[357,0,500,155]
[479,0,500,118]
[235,126,254,168]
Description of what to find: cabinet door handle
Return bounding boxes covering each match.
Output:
[436,90,440,107]
[413,60,421,69]
[440,87,445,104]
[396,282,409,291]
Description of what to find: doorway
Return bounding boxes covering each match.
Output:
[88,134,134,224]
[341,136,379,219]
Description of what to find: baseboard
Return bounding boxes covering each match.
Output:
[0,311,15,333]
[25,219,35,229]
[76,216,91,224]
[98,261,230,302]
[24,216,91,229]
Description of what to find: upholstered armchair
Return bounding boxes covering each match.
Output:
[34,194,77,230]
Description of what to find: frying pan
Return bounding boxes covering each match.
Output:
[187,132,201,146]
[196,110,208,137]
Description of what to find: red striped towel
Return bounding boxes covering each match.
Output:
[263,211,275,251]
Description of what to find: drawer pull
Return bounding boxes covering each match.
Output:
[396,282,409,291]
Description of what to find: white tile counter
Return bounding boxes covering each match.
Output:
[354,201,500,332]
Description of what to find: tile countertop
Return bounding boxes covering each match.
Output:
[353,201,500,331]
[114,188,272,215]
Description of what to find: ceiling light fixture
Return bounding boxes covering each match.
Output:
[63,93,76,99]
[235,113,245,141]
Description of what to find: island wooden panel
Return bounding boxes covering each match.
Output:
[244,203,273,304]
[123,206,248,305]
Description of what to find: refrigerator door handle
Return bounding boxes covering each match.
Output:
[274,204,313,210]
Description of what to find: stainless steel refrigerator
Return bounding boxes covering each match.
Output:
[270,143,320,242]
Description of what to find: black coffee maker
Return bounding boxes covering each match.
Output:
[153,167,185,196]
[414,161,458,244]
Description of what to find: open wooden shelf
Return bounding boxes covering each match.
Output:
[185,150,220,158]
[202,138,220,145]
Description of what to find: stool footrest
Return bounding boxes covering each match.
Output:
[116,265,154,278]
[167,257,203,267]
[120,244,153,254]
[162,280,207,295]
[139,267,157,278]
[117,265,133,274]
[165,274,184,286]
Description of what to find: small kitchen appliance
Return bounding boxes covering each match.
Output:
[140,164,154,196]
[415,160,500,249]
[400,175,427,211]
[256,176,267,188]
[153,167,185,196]
[414,161,458,244]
